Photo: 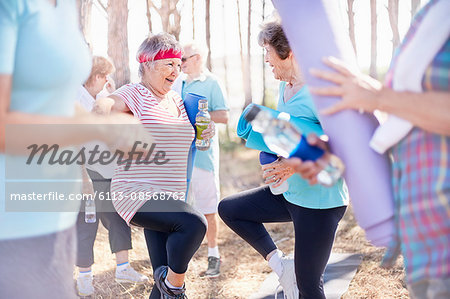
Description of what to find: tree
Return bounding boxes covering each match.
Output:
[261,0,267,106]
[76,0,93,48]
[244,0,252,108]
[236,0,252,109]
[205,0,212,70]
[145,0,153,34]
[370,0,378,79]
[411,0,421,19]
[107,0,130,88]
[388,0,400,55]
[222,0,231,141]
[347,0,357,55]
[150,0,182,40]
[192,0,195,39]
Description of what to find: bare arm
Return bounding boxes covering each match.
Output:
[210,110,229,124]
[376,88,450,136]
[310,57,450,136]
[0,74,147,154]
[109,94,131,113]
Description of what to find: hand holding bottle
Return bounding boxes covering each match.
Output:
[244,105,344,186]
[196,121,215,140]
[284,134,331,185]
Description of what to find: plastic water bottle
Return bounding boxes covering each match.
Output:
[245,105,344,187]
[259,152,289,195]
[84,198,96,223]
[195,99,211,151]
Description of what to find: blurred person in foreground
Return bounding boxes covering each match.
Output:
[218,21,349,299]
[75,56,148,297]
[287,1,450,298]
[173,42,229,277]
[96,33,215,299]
[0,1,150,298]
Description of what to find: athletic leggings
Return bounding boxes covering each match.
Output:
[130,199,206,299]
[218,186,346,299]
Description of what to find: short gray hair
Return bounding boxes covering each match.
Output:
[136,33,183,77]
[258,21,291,60]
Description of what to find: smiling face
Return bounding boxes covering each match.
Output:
[143,58,181,95]
[264,44,292,82]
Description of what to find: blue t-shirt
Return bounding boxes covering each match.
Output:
[277,82,349,209]
[180,72,229,173]
[0,0,91,240]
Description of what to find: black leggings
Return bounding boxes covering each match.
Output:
[218,186,346,299]
[131,199,206,299]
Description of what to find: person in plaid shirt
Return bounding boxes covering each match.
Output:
[287,0,449,298]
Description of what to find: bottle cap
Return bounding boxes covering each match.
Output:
[244,105,261,122]
[259,151,278,165]
[198,99,208,110]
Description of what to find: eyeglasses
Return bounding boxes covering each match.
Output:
[181,54,198,62]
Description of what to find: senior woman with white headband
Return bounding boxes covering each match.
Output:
[98,33,215,299]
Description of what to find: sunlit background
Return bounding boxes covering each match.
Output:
[88,0,428,111]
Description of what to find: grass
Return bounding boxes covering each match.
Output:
[80,144,408,298]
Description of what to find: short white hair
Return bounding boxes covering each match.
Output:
[183,41,207,61]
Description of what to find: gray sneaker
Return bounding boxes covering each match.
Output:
[205,256,221,277]
[153,266,187,299]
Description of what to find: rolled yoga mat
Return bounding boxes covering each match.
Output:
[183,92,205,198]
[271,0,394,247]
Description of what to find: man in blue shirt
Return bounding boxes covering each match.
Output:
[174,43,229,277]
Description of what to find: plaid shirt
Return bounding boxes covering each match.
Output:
[382,0,450,284]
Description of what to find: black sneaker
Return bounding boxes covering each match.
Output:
[205,256,221,278]
[153,266,187,299]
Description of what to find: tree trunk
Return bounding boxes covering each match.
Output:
[411,0,421,19]
[152,0,181,40]
[243,0,252,108]
[347,0,357,55]
[107,0,130,88]
[192,0,195,39]
[222,0,231,142]
[388,0,400,55]
[370,0,378,79]
[261,0,267,106]
[146,0,153,34]
[206,0,212,70]
[76,0,93,49]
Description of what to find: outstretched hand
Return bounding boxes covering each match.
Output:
[309,56,383,115]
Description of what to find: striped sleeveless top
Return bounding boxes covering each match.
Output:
[110,83,195,224]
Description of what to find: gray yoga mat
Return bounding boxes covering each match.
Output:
[249,253,362,299]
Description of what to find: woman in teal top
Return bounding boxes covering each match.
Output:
[219,21,349,299]
[0,1,148,297]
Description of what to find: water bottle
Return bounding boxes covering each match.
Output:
[195,99,211,151]
[84,198,96,223]
[259,152,289,195]
[244,105,344,187]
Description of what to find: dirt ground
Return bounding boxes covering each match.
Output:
[83,146,409,298]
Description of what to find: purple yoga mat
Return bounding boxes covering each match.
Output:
[272,0,394,247]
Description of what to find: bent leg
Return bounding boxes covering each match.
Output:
[218,186,291,257]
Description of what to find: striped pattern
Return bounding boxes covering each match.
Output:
[110,84,195,224]
[385,0,450,284]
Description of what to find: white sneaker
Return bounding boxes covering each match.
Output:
[275,257,299,299]
[77,273,94,297]
[115,265,149,284]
